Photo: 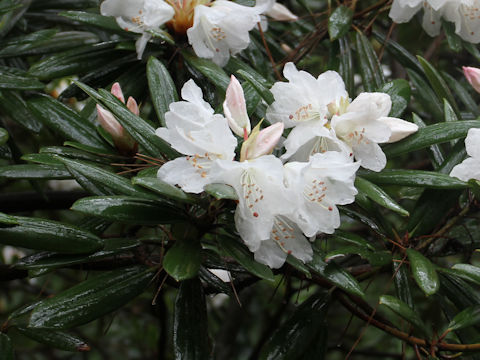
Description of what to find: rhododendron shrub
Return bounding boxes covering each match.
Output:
[2,1,480,359]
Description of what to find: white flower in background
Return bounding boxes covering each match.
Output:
[389,0,448,36]
[284,152,360,237]
[450,128,480,181]
[1,246,25,264]
[443,0,480,43]
[156,80,237,193]
[265,2,298,21]
[100,0,175,58]
[187,0,274,66]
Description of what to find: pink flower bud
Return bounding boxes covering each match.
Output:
[240,122,284,161]
[110,82,125,103]
[96,104,124,139]
[223,75,251,139]
[463,66,480,94]
[127,96,139,116]
[265,3,298,21]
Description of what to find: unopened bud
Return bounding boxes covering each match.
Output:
[240,121,284,161]
[110,82,125,103]
[463,66,480,94]
[265,3,298,21]
[224,75,251,139]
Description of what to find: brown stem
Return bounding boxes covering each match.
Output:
[257,22,282,80]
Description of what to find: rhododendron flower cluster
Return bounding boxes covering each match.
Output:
[155,64,418,268]
[100,0,295,65]
[389,0,480,43]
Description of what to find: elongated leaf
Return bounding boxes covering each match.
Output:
[417,56,459,115]
[174,278,210,360]
[406,249,439,296]
[28,94,109,150]
[17,328,90,352]
[28,266,153,329]
[407,69,444,121]
[132,176,196,204]
[0,215,103,254]
[0,127,8,146]
[393,259,414,308]
[412,113,444,168]
[60,157,156,199]
[451,264,480,285]
[237,69,274,105]
[0,90,42,132]
[328,6,353,41]
[379,295,429,335]
[0,72,44,90]
[355,177,409,216]
[0,164,71,179]
[442,71,480,116]
[325,246,391,267]
[260,293,329,360]
[204,183,238,200]
[219,234,274,281]
[308,253,364,297]
[384,120,480,157]
[359,169,466,189]
[60,10,122,31]
[448,306,480,331]
[183,51,229,91]
[72,196,185,225]
[164,237,202,281]
[147,57,178,126]
[0,333,14,360]
[331,230,375,250]
[338,37,354,95]
[355,32,384,92]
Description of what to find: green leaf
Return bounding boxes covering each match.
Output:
[451,264,480,285]
[0,90,42,132]
[236,69,274,105]
[442,20,462,52]
[0,215,103,254]
[60,11,122,31]
[286,255,311,278]
[204,183,238,200]
[412,113,444,168]
[75,81,178,158]
[0,164,71,179]
[71,196,185,225]
[260,293,329,360]
[28,42,119,80]
[28,266,153,329]
[359,169,467,189]
[448,305,480,331]
[132,176,196,204]
[182,51,230,91]
[331,230,375,251]
[325,246,391,267]
[328,6,353,41]
[147,57,178,127]
[17,328,90,352]
[378,79,411,118]
[355,177,409,216]
[218,234,274,281]
[174,278,210,360]
[379,295,429,335]
[28,94,109,150]
[0,333,14,360]
[164,230,202,281]
[338,37,354,95]
[0,127,8,145]
[383,120,480,157]
[442,71,480,116]
[393,259,414,308]
[406,249,439,296]
[0,71,44,90]
[308,253,364,297]
[417,56,459,115]
[355,32,385,92]
[407,69,444,121]
[60,157,156,199]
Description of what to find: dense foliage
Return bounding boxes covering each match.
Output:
[2,0,480,359]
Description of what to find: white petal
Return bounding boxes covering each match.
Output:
[347,93,392,119]
[265,3,298,21]
[254,239,287,268]
[388,0,422,23]
[135,33,151,59]
[465,128,480,158]
[352,141,387,172]
[157,157,214,193]
[377,117,419,143]
[450,157,480,181]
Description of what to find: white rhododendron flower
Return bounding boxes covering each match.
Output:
[211,155,292,251]
[443,0,480,44]
[187,0,273,66]
[101,0,175,58]
[284,152,360,237]
[266,63,418,171]
[156,80,237,193]
[450,128,480,181]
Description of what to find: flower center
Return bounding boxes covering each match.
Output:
[240,170,264,218]
[304,177,333,211]
[166,0,211,35]
[271,216,295,253]
[186,152,213,178]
